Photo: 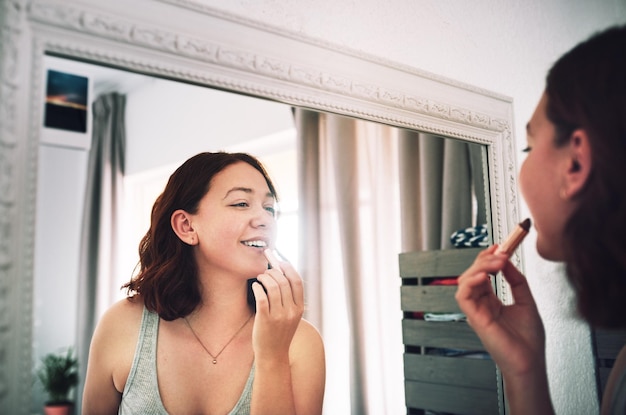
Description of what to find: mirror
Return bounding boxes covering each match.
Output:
[0,1,520,413]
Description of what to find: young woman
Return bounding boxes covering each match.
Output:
[82,152,326,414]
[455,25,626,414]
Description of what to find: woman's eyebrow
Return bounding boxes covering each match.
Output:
[223,187,274,200]
[223,187,252,199]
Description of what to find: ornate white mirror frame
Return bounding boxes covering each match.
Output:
[0,0,520,411]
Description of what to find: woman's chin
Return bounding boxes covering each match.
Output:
[536,239,566,262]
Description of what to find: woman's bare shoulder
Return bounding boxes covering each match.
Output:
[97,295,145,332]
[291,318,324,356]
[91,295,146,354]
[88,295,147,393]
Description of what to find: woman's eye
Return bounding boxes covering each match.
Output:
[522,146,532,153]
[265,206,276,216]
[231,202,249,208]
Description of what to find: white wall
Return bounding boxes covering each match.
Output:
[124,77,295,174]
[186,1,626,413]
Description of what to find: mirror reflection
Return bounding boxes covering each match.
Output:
[33,54,490,414]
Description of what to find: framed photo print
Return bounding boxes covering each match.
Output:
[40,65,92,150]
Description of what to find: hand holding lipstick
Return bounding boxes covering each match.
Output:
[496,218,531,256]
[455,219,548,404]
[250,249,304,362]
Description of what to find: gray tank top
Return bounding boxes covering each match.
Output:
[119,306,254,414]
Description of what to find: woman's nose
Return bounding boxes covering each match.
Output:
[250,205,273,228]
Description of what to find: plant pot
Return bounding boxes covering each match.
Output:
[43,403,73,415]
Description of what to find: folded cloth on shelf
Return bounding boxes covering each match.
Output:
[450,224,489,248]
[423,312,467,322]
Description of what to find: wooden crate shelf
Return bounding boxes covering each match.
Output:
[400,248,502,415]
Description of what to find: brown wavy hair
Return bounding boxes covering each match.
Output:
[123,152,278,321]
[545,25,626,328]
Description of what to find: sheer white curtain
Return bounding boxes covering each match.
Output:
[297,109,405,415]
[75,92,126,410]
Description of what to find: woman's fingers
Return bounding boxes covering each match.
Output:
[262,250,304,308]
[256,249,304,315]
[252,251,304,360]
[501,261,535,307]
[278,260,304,306]
[252,280,269,312]
[456,245,507,324]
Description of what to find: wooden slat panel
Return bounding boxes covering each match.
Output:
[405,380,499,415]
[401,285,460,312]
[403,320,485,350]
[404,353,496,390]
[594,329,626,359]
[400,248,481,279]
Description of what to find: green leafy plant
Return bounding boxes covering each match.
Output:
[36,348,79,405]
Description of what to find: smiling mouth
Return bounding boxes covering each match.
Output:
[242,240,267,248]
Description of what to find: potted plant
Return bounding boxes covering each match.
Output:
[36,347,79,415]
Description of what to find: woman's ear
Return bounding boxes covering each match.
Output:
[562,129,592,199]
[171,209,197,245]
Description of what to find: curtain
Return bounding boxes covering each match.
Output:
[75,93,126,410]
[297,110,485,414]
[297,109,405,415]
[398,130,486,252]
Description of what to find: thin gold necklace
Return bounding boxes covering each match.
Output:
[184,313,253,364]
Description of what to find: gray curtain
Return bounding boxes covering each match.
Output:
[297,110,487,414]
[75,93,126,411]
[398,130,486,252]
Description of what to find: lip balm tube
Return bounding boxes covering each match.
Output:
[496,218,531,255]
[264,248,284,274]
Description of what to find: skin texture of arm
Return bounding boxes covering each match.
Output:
[455,245,555,415]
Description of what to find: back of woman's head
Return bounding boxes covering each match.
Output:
[546,25,626,328]
[124,152,277,320]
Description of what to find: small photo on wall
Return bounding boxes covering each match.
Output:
[44,70,89,133]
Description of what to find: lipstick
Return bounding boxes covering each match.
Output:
[264,248,284,274]
[496,218,531,255]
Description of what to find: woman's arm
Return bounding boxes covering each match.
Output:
[455,245,554,415]
[82,298,141,415]
[252,319,325,415]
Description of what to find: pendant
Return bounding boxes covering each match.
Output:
[212,359,217,364]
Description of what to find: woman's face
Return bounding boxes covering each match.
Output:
[189,161,277,277]
[519,93,577,261]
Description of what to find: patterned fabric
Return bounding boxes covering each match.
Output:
[119,306,254,415]
[450,224,489,248]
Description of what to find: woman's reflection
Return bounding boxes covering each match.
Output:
[81,152,325,414]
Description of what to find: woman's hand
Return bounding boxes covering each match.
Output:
[250,249,320,415]
[251,249,304,363]
[455,245,545,375]
[455,245,554,414]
